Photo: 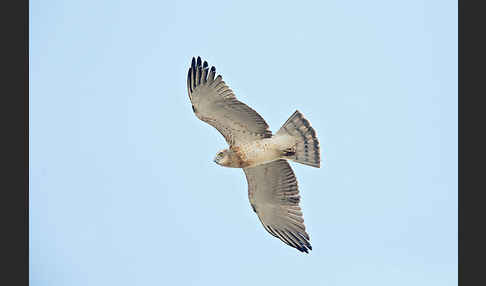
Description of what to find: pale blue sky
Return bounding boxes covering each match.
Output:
[30,0,457,285]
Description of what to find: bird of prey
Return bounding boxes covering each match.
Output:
[186,57,321,253]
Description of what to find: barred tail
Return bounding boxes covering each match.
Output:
[277,110,321,168]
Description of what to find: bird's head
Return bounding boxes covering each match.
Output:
[214,149,243,168]
[214,149,231,166]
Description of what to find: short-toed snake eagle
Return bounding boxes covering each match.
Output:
[187,57,321,253]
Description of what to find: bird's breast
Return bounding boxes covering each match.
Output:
[232,139,281,168]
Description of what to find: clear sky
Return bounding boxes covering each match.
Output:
[30,0,457,285]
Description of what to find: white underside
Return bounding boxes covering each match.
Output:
[239,134,296,168]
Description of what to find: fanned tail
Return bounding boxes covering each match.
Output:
[277,110,320,168]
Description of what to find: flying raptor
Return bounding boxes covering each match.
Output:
[187,57,321,253]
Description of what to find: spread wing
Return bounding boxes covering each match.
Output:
[187,57,272,146]
[243,159,312,253]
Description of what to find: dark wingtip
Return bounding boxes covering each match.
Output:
[191,57,196,67]
[187,68,192,93]
[203,61,208,69]
[296,245,309,253]
[197,56,202,67]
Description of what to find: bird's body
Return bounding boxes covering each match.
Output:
[186,57,321,253]
[217,134,294,168]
